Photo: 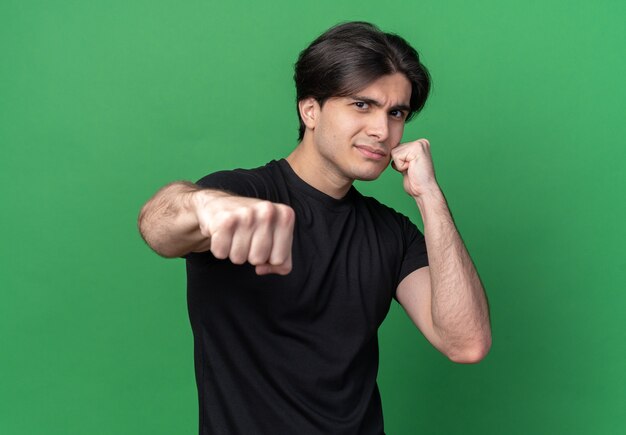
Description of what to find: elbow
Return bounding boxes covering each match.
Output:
[140,229,185,258]
[447,336,492,364]
[137,212,181,258]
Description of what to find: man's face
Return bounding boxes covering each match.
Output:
[307,73,412,183]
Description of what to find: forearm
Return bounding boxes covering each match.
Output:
[415,185,491,361]
[138,182,219,257]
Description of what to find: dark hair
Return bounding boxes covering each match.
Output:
[294,21,431,140]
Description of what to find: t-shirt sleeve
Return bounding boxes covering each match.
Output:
[397,216,429,285]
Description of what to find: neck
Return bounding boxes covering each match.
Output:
[285,138,353,200]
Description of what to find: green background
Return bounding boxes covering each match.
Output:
[1,0,625,434]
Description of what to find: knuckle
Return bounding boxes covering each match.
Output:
[279,205,296,224]
[216,213,237,231]
[229,252,246,265]
[270,249,288,266]
[254,201,275,221]
[236,208,254,226]
[248,252,268,266]
[210,245,228,260]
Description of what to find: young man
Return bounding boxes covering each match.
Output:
[139,21,491,435]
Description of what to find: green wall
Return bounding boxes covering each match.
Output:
[1,1,624,434]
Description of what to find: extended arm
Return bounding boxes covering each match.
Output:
[138,181,295,274]
[392,140,491,363]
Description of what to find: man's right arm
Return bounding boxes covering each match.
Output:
[137,181,295,275]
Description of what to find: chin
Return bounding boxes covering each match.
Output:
[353,168,386,181]
[356,160,390,181]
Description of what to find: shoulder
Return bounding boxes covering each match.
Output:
[353,190,425,246]
[195,160,280,187]
[195,160,284,199]
[356,191,414,227]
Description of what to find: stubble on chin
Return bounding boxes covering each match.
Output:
[352,159,390,182]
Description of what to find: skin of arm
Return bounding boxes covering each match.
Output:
[138,181,295,275]
[392,139,492,364]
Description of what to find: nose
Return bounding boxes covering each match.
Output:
[365,112,389,142]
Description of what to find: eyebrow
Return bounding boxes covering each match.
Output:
[349,95,411,113]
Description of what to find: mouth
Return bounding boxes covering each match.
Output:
[354,144,387,161]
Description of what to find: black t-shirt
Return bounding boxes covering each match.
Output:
[186,159,428,434]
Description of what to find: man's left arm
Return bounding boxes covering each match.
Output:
[392,139,492,364]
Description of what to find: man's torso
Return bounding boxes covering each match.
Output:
[185,159,427,434]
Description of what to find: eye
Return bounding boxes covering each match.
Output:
[390,110,405,119]
[354,101,369,110]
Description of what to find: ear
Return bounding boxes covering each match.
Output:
[298,97,320,130]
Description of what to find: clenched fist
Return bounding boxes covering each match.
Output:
[193,191,295,275]
[391,138,438,198]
